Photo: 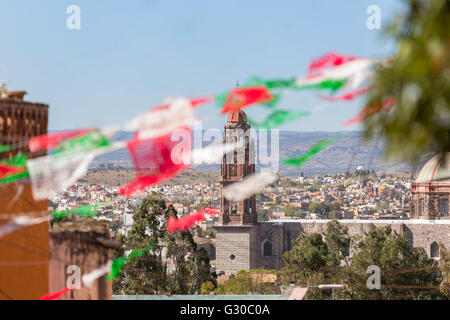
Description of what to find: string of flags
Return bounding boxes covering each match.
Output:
[0,50,386,217]
[0,215,50,238]
[82,261,113,287]
[282,137,340,167]
[0,50,381,232]
[0,52,396,294]
[222,172,279,202]
[39,287,73,300]
[0,52,389,198]
[38,241,159,300]
[342,97,397,126]
[106,241,159,281]
[167,207,219,234]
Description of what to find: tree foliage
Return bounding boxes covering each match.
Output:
[339,226,446,299]
[215,270,279,295]
[282,222,447,300]
[113,193,215,295]
[364,0,450,162]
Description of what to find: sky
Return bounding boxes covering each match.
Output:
[0,0,405,132]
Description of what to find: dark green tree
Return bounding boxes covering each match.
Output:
[121,193,168,294]
[283,233,329,277]
[165,204,215,294]
[364,0,450,162]
[282,227,345,299]
[215,269,278,295]
[340,226,445,300]
[324,220,351,267]
[116,193,214,295]
[111,233,126,294]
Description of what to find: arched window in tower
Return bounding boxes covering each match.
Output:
[245,135,249,162]
[420,198,425,216]
[439,198,449,217]
[231,201,237,214]
[430,242,439,259]
[233,136,238,165]
[263,240,272,257]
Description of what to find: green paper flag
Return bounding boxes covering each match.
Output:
[107,257,127,281]
[261,92,281,108]
[106,241,158,281]
[0,145,12,152]
[53,204,99,219]
[295,79,347,91]
[283,137,339,167]
[245,76,298,90]
[0,153,29,185]
[245,76,346,92]
[0,171,29,185]
[52,130,111,156]
[1,153,27,167]
[249,110,310,129]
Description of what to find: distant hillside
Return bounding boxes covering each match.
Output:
[89,130,426,176]
[79,168,219,186]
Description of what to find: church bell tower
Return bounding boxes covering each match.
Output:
[215,108,260,274]
[219,109,257,225]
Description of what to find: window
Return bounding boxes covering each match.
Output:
[420,198,425,216]
[439,198,449,217]
[231,201,237,214]
[286,230,292,251]
[263,241,272,257]
[343,246,350,257]
[233,136,238,164]
[430,242,439,259]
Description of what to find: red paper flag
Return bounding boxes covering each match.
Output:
[342,97,397,126]
[167,207,219,233]
[0,164,21,179]
[318,86,369,102]
[39,287,73,300]
[221,87,273,114]
[29,129,94,152]
[191,96,214,107]
[308,52,359,79]
[151,96,214,112]
[119,131,191,196]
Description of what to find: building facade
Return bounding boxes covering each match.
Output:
[50,221,116,300]
[410,153,449,220]
[0,93,50,300]
[214,112,450,274]
[215,110,259,273]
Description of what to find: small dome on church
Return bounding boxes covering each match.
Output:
[227,109,248,123]
[416,153,450,184]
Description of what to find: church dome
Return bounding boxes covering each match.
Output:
[416,153,450,184]
[227,109,247,123]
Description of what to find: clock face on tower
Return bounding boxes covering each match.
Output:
[219,109,257,225]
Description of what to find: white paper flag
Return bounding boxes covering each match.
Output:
[296,59,373,89]
[26,144,123,201]
[26,153,94,201]
[0,215,50,239]
[125,97,196,140]
[222,172,278,201]
[82,261,113,287]
[191,142,238,165]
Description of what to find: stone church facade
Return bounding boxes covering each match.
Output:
[215,110,450,274]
